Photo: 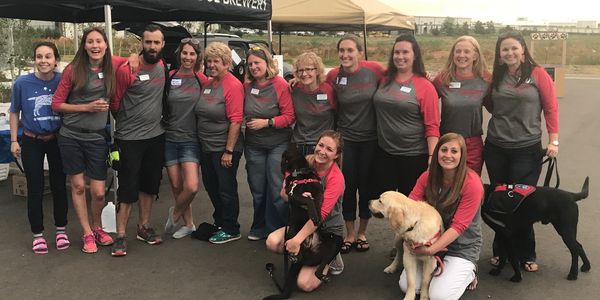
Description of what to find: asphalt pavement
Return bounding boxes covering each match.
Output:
[0,77,598,300]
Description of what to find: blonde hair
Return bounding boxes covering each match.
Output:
[293,52,326,84]
[440,36,490,86]
[245,46,278,82]
[204,42,232,66]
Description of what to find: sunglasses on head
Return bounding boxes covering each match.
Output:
[181,38,201,45]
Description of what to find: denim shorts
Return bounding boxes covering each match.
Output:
[57,134,108,180]
[165,141,200,166]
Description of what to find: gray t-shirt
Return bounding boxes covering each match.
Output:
[435,76,489,138]
[164,72,202,143]
[487,73,544,149]
[326,61,383,142]
[195,72,244,152]
[60,68,108,141]
[291,82,336,144]
[115,62,165,141]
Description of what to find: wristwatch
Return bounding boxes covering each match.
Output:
[224,149,234,155]
[551,140,559,146]
[268,118,274,128]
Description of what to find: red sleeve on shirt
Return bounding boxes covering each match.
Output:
[449,170,484,234]
[196,72,208,86]
[223,74,244,123]
[532,67,559,134]
[111,56,128,68]
[320,164,345,220]
[272,77,295,128]
[362,60,386,81]
[414,76,440,138]
[321,82,337,109]
[52,65,73,111]
[326,68,340,85]
[409,171,429,201]
[110,64,136,112]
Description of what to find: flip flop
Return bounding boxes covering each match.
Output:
[522,261,539,272]
[340,241,355,254]
[355,239,370,252]
[32,237,48,255]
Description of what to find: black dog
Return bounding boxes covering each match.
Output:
[482,177,590,282]
[264,147,341,300]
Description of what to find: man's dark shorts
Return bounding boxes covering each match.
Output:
[116,134,165,203]
[57,134,108,180]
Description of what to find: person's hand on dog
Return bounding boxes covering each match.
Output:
[285,237,301,256]
[302,191,313,199]
[411,245,432,256]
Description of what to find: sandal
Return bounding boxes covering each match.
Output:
[490,256,500,267]
[340,241,355,254]
[55,233,70,251]
[32,237,48,255]
[522,261,539,272]
[355,239,370,252]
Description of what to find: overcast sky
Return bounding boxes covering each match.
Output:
[381,0,599,24]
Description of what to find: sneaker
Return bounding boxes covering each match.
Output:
[329,253,344,275]
[111,236,127,257]
[172,224,196,239]
[136,224,163,245]
[209,230,241,244]
[81,233,98,254]
[164,206,178,234]
[55,233,70,251]
[247,233,266,241]
[93,227,114,246]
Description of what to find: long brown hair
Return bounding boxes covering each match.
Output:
[316,130,344,167]
[69,27,115,97]
[424,133,468,212]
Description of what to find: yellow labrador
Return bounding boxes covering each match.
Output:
[369,191,444,300]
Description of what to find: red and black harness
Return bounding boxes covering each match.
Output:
[405,225,446,276]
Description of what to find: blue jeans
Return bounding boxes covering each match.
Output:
[484,140,543,262]
[199,150,242,235]
[245,143,288,236]
[21,135,68,234]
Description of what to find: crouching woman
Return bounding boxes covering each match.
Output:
[400,133,484,300]
[266,130,345,291]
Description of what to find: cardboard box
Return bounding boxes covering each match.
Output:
[12,173,50,197]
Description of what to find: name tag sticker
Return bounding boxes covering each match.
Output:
[171,79,182,86]
[316,94,328,101]
[203,89,211,94]
[251,88,260,95]
[139,74,150,81]
[339,77,348,85]
[449,82,461,89]
[98,72,104,79]
[400,86,412,93]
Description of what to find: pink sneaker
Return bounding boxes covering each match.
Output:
[93,227,114,246]
[82,233,98,253]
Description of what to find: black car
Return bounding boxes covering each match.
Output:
[114,22,293,82]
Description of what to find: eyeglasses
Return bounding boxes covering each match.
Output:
[181,38,201,45]
[296,67,317,74]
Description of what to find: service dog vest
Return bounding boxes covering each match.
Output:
[483,184,536,228]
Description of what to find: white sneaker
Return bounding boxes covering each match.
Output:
[329,253,344,275]
[172,224,196,239]
[164,206,178,234]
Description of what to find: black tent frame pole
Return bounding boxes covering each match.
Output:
[363,24,368,60]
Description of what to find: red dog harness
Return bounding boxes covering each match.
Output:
[406,226,446,276]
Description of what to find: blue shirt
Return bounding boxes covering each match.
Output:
[9,72,62,134]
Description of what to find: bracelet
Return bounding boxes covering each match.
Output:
[11,140,18,143]
[224,149,234,155]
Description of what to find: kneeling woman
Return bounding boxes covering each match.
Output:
[266,130,345,292]
[399,133,483,300]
